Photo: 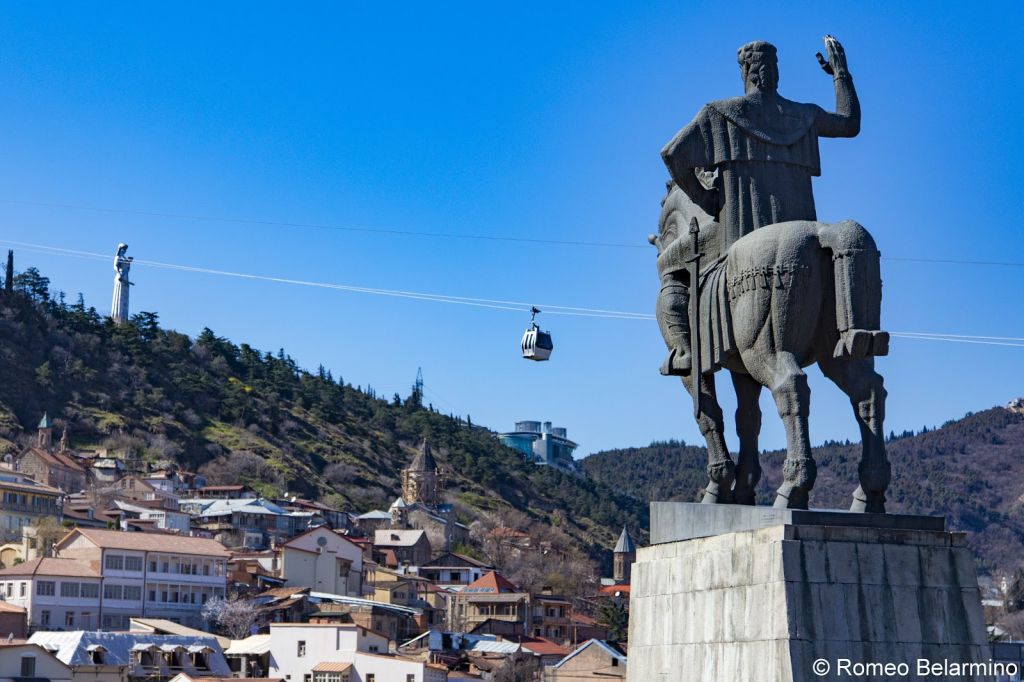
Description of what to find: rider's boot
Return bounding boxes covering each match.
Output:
[657,276,692,376]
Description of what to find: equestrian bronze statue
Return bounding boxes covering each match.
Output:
[651,36,891,512]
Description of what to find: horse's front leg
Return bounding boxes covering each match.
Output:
[683,371,735,503]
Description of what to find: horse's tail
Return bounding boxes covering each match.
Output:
[816,220,888,357]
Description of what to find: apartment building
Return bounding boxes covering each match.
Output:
[48,528,229,629]
[0,473,62,544]
[0,557,104,630]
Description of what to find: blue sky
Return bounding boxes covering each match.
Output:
[0,2,1021,456]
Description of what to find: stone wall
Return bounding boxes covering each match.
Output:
[628,521,990,681]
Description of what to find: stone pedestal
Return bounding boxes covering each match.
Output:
[627,503,992,681]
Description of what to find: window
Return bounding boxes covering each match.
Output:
[148,590,156,602]
[104,584,123,600]
[337,559,350,578]
[90,647,104,664]
[612,659,619,667]
[81,583,100,599]
[297,641,306,657]
[36,581,55,596]
[407,676,415,682]
[366,676,375,682]
[40,611,50,626]
[149,560,158,572]
[304,675,311,682]
[60,582,81,598]
[20,656,35,677]
[4,583,10,597]
[19,582,25,597]
[104,554,124,571]
[125,556,143,572]
[124,585,142,601]
[65,611,75,627]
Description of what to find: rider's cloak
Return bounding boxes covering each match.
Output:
[662,92,825,249]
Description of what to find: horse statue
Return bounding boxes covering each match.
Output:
[651,183,892,512]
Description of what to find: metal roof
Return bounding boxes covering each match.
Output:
[28,632,230,674]
[614,526,636,554]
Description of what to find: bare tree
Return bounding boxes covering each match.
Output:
[201,596,259,639]
[323,462,357,488]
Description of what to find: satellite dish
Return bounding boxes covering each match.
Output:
[316,536,328,547]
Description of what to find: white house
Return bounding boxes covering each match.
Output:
[53,528,229,629]
[0,557,104,630]
[0,643,76,682]
[280,527,363,597]
[267,623,447,682]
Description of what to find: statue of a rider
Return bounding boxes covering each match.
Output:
[657,36,870,376]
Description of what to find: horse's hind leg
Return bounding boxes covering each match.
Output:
[818,355,890,513]
[730,371,762,505]
[683,372,735,504]
[766,353,816,510]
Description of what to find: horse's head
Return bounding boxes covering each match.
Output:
[651,181,719,267]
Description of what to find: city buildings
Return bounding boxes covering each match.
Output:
[497,421,578,471]
[0,472,63,544]
[266,623,447,682]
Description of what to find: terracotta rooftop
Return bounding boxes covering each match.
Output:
[310,663,352,673]
[0,557,99,579]
[60,528,230,557]
[521,638,571,657]
[462,571,518,594]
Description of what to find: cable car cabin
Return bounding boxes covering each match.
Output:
[521,324,554,361]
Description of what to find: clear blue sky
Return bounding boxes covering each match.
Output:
[0,2,1021,456]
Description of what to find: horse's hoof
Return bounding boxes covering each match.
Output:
[702,481,734,504]
[773,486,809,510]
[732,487,757,505]
[850,486,886,513]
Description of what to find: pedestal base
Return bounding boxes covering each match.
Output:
[627,503,990,681]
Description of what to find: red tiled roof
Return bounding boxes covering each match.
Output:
[463,570,518,594]
[59,528,230,557]
[521,638,570,657]
[0,557,99,578]
[598,584,630,596]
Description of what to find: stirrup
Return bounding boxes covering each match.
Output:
[833,329,889,359]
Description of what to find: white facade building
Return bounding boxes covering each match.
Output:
[267,623,447,682]
[280,526,363,597]
[39,528,229,629]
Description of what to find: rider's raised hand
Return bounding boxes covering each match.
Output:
[815,35,849,78]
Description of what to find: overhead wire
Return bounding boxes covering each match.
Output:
[1,198,1023,267]
[1,237,1021,349]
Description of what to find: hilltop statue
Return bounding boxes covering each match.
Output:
[110,243,133,324]
[651,36,891,512]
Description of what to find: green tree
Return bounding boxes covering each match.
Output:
[597,601,629,642]
[13,267,50,302]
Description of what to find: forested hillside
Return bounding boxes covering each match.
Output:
[0,266,646,573]
[583,407,1024,573]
